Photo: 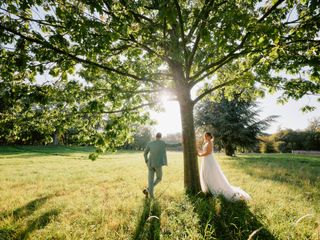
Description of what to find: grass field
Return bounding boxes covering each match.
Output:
[0,146,319,240]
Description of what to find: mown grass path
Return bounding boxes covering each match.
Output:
[0,146,319,239]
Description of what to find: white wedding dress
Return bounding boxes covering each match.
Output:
[199,142,251,201]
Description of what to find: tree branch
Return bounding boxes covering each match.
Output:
[116,0,154,24]
[90,88,168,94]
[186,33,201,79]
[284,39,320,45]
[99,103,152,114]
[186,0,224,79]
[257,0,286,23]
[173,0,188,66]
[190,50,246,87]
[0,103,153,117]
[193,79,238,105]
[186,0,212,40]
[193,55,264,104]
[186,0,213,59]
[0,7,65,29]
[190,32,250,83]
[125,35,170,62]
[189,0,284,84]
[1,24,162,86]
[283,13,320,26]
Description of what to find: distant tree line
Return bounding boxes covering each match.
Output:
[259,119,320,153]
[122,127,182,151]
[122,126,153,151]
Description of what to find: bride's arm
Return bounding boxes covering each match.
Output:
[197,142,213,156]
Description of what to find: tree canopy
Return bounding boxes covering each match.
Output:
[1,1,319,102]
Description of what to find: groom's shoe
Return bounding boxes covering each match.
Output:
[143,188,149,198]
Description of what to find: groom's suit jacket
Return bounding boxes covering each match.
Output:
[144,140,182,168]
[144,140,168,168]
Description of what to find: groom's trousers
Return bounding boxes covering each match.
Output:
[148,166,162,198]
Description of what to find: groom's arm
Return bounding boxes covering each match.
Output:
[165,142,182,148]
[143,144,150,164]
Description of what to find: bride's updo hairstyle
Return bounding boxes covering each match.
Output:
[205,132,213,140]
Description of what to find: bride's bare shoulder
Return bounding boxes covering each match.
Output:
[204,141,213,150]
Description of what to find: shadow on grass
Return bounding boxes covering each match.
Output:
[0,146,142,159]
[0,145,94,158]
[0,195,59,240]
[189,193,277,240]
[0,195,52,220]
[132,198,161,240]
[17,209,60,240]
[0,209,60,240]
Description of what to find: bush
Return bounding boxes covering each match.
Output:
[274,141,290,153]
[259,136,277,153]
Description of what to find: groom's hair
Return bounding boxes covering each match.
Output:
[156,132,162,139]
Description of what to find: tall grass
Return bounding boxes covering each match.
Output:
[0,146,319,239]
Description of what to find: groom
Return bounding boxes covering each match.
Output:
[143,132,180,199]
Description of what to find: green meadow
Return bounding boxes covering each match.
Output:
[0,146,319,239]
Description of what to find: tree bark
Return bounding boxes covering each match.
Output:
[53,129,62,145]
[170,61,201,194]
[225,144,235,156]
[179,100,201,193]
[53,132,59,145]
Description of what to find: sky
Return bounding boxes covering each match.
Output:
[151,92,320,136]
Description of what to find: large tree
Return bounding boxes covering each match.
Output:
[195,95,276,156]
[1,0,319,192]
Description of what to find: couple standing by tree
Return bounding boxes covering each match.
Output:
[143,132,251,200]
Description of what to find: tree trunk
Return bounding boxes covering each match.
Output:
[170,61,201,194]
[225,144,235,156]
[179,98,201,194]
[53,132,59,145]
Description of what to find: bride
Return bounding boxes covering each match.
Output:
[197,132,251,201]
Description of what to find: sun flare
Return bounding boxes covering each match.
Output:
[151,93,182,136]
